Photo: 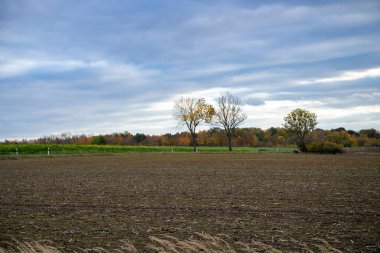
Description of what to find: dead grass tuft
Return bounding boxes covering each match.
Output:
[0,234,344,253]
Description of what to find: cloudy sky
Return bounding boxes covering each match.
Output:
[1,0,380,140]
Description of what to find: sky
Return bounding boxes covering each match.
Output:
[1,0,380,140]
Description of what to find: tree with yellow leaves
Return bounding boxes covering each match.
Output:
[173,97,215,151]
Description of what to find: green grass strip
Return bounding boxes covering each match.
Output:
[0,144,297,155]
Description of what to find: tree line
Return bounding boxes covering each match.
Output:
[4,126,379,152]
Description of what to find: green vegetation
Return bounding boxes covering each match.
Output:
[91,135,106,145]
[0,144,297,155]
[307,141,343,154]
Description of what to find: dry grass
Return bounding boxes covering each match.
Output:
[0,239,61,253]
[0,233,344,253]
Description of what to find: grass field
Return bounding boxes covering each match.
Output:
[0,153,379,252]
[0,144,297,155]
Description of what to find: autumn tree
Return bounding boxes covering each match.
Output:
[235,128,258,147]
[173,97,215,151]
[214,93,247,151]
[283,108,317,152]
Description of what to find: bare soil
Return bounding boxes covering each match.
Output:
[0,153,379,252]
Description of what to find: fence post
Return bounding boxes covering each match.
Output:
[48,147,50,156]
[16,148,18,156]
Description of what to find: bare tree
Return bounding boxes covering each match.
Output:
[214,93,247,151]
[173,97,214,152]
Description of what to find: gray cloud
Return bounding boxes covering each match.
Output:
[245,97,266,106]
[0,0,380,139]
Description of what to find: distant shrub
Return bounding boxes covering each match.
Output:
[307,143,323,152]
[323,142,343,154]
[91,136,106,145]
[307,141,342,154]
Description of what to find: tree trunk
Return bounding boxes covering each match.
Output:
[297,136,307,152]
[191,132,197,152]
[299,142,307,152]
[227,133,232,151]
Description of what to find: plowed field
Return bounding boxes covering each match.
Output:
[0,153,379,252]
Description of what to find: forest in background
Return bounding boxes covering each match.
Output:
[3,127,380,149]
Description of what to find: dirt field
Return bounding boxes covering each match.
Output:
[0,153,379,252]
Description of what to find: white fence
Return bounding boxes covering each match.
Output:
[343,147,380,153]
